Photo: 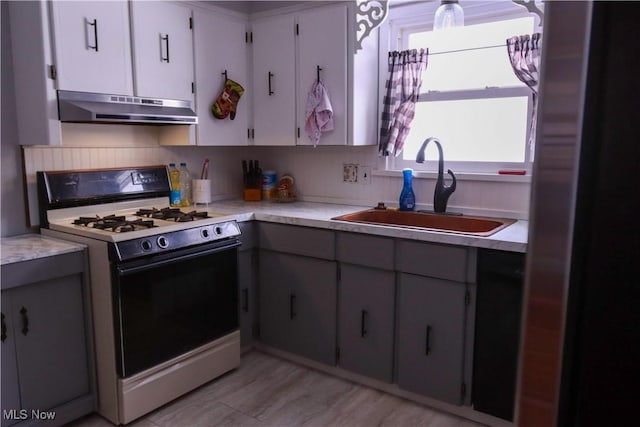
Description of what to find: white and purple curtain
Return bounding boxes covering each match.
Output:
[378,48,428,157]
[507,33,542,155]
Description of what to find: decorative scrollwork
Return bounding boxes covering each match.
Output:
[512,0,545,27]
[356,0,389,52]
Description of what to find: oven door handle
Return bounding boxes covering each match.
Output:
[116,240,240,276]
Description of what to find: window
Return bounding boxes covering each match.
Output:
[384,2,538,175]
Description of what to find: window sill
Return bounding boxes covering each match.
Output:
[374,169,532,183]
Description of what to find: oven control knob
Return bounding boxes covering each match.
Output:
[156,236,169,249]
[214,226,222,235]
[201,228,210,238]
[141,240,152,251]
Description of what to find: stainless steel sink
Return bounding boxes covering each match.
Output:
[332,209,515,237]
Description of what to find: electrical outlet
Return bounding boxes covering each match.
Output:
[343,164,358,183]
[359,165,372,185]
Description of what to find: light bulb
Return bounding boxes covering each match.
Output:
[434,0,464,31]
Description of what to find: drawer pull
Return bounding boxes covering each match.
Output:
[268,72,274,96]
[161,34,170,63]
[86,18,98,51]
[289,293,296,319]
[361,310,368,338]
[20,306,29,336]
[1,313,6,342]
[425,325,432,355]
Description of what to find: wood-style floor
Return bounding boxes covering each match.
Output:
[66,351,485,427]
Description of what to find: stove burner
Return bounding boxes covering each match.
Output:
[135,207,210,222]
[73,215,157,232]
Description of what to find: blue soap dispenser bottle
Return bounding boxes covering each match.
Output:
[399,168,416,211]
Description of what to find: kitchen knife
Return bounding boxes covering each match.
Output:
[242,160,248,186]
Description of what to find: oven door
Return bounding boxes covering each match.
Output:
[112,239,240,378]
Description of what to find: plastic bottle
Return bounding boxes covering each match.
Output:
[168,163,181,207]
[399,168,416,211]
[179,162,192,207]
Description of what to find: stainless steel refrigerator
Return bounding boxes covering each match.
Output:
[518,2,637,426]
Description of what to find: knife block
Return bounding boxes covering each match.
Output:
[243,187,262,201]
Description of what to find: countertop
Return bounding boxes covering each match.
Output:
[1,234,86,266]
[202,200,528,253]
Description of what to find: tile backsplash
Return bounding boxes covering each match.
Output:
[23,127,531,226]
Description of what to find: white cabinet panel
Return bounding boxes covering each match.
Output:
[193,9,249,146]
[296,5,348,146]
[250,3,374,147]
[251,14,296,146]
[50,1,133,95]
[130,1,194,101]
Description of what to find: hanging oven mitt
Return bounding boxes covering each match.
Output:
[211,79,245,120]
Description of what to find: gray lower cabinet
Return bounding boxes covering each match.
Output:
[1,251,94,427]
[259,250,337,365]
[254,224,479,409]
[338,264,395,382]
[238,250,257,351]
[1,296,21,426]
[396,273,469,405]
[238,222,258,351]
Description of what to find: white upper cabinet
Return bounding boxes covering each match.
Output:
[193,8,250,146]
[251,14,296,146]
[130,1,194,101]
[49,1,133,95]
[250,3,378,147]
[296,5,348,146]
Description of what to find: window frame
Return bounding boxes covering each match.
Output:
[380,0,539,176]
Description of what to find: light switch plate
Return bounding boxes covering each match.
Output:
[359,165,371,185]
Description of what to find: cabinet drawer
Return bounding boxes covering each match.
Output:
[336,232,394,270]
[259,223,335,260]
[396,240,469,282]
[1,251,85,291]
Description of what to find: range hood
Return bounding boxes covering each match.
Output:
[57,90,198,125]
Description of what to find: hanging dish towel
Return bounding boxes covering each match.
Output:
[305,80,334,146]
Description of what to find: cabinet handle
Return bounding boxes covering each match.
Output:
[361,310,368,338]
[425,325,432,355]
[316,65,322,83]
[242,288,249,313]
[161,34,170,63]
[86,18,98,51]
[1,313,6,342]
[268,72,274,96]
[289,293,296,319]
[20,307,29,336]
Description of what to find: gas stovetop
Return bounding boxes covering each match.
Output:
[37,167,241,255]
[44,197,237,243]
[72,207,212,233]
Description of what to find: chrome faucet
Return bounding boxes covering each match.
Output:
[415,137,457,213]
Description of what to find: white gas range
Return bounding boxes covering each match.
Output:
[38,166,241,425]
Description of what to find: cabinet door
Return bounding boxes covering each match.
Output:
[296,5,348,146]
[1,295,20,427]
[396,273,467,405]
[193,9,249,146]
[50,1,133,95]
[259,251,337,365]
[238,249,257,350]
[252,15,296,146]
[473,250,524,420]
[130,1,194,101]
[338,264,395,382]
[11,275,89,412]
